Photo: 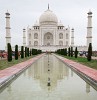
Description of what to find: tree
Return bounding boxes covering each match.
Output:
[65,48,67,56]
[68,47,70,57]
[7,43,12,62]
[15,45,18,60]
[71,47,73,57]
[25,47,27,57]
[27,48,29,57]
[21,46,24,58]
[30,49,32,56]
[75,47,78,58]
[87,43,92,61]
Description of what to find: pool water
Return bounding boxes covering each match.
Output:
[0,54,97,100]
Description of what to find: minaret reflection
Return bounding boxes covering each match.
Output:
[7,85,12,94]
[71,69,73,77]
[86,83,90,93]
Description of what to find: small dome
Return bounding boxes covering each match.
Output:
[34,21,39,26]
[58,21,63,26]
[39,9,58,24]
[5,10,10,15]
[87,10,92,15]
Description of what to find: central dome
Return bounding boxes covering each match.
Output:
[39,9,58,24]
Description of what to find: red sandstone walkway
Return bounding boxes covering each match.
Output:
[54,54,97,82]
[0,54,44,85]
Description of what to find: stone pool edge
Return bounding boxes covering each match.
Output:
[0,53,45,89]
[53,54,97,90]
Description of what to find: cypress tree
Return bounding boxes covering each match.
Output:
[30,49,32,56]
[32,49,33,55]
[59,49,61,54]
[21,46,24,58]
[25,47,27,57]
[68,47,70,57]
[65,48,67,56]
[75,47,78,58]
[61,49,64,55]
[27,48,29,57]
[87,43,92,61]
[71,47,73,57]
[15,45,18,60]
[64,49,66,56]
[7,43,12,62]
[35,49,38,55]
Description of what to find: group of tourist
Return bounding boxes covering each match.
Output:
[0,51,7,59]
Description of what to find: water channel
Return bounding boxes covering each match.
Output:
[0,54,97,100]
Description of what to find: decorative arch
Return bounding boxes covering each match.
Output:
[29,41,31,45]
[44,32,53,46]
[59,41,63,46]
[29,33,31,39]
[59,33,63,39]
[34,41,38,46]
[66,41,68,45]
[34,33,38,39]
[66,33,68,39]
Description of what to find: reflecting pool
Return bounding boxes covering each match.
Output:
[0,54,97,100]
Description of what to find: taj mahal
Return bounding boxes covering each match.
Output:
[5,5,93,52]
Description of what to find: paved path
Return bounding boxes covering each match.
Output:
[54,54,97,83]
[0,54,44,87]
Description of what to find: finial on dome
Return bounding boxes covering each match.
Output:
[88,9,92,15]
[7,10,9,13]
[48,4,49,10]
[5,10,10,15]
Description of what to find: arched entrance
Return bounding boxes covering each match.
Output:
[44,32,53,46]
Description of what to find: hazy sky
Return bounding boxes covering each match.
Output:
[0,0,97,50]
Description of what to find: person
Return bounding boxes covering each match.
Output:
[0,53,3,59]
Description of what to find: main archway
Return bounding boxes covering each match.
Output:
[44,32,53,46]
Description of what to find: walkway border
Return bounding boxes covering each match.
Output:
[0,54,45,89]
[53,54,97,90]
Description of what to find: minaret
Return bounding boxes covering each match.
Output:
[48,4,49,10]
[71,28,74,46]
[23,28,26,47]
[5,11,11,45]
[87,10,92,47]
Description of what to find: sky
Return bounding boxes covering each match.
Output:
[0,0,97,50]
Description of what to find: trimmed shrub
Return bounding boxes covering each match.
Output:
[68,47,70,57]
[87,43,92,61]
[21,46,24,58]
[65,48,67,56]
[7,43,12,62]
[27,48,29,57]
[15,45,18,60]
[71,47,73,57]
[30,49,32,56]
[25,47,27,57]
[75,47,78,58]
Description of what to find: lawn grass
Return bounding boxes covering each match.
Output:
[64,56,97,70]
[0,56,35,70]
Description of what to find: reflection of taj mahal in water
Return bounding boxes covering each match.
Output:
[27,55,90,93]
[5,5,93,52]
[26,55,91,92]
[27,55,69,91]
